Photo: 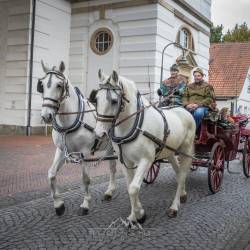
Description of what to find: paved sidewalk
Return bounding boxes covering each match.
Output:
[0,135,121,198]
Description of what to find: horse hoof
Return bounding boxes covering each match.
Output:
[180,194,187,204]
[103,194,112,201]
[55,204,65,216]
[77,207,89,216]
[127,220,137,228]
[167,208,177,218]
[137,213,147,224]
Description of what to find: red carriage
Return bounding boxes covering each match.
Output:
[143,113,250,194]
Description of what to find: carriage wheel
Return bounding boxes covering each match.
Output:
[143,161,160,184]
[208,142,225,194]
[243,137,250,178]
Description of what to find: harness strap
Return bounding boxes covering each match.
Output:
[108,92,144,168]
[83,123,94,132]
[153,106,170,155]
[140,129,194,159]
[52,87,84,134]
[52,87,94,135]
[43,97,60,104]
[42,103,59,110]
[109,92,144,144]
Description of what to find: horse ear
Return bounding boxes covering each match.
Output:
[41,60,48,73]
[111,70,119,84]
[59,61,65,73]
[98,69,107,82]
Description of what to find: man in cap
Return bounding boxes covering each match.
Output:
[159,64,187,106]
[182,67,215,135]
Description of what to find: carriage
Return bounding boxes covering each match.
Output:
[143,112,250,194]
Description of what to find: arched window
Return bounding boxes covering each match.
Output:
[176,27,195,51]
[90,28,113,55]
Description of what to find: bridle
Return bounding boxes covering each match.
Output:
[37,70,69,111]
[95,79,129,124]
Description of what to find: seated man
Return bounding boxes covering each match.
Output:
[182,67,215,134]
[159,64,187,106]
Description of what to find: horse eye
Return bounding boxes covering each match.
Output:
[111,99,118,105]
[57,84,62,88]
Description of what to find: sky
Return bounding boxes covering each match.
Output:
[211,0,250,31]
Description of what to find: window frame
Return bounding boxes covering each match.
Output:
[90,28,114,55]
[176,26,195,52]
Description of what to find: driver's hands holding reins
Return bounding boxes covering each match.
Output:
[186,103,199,111]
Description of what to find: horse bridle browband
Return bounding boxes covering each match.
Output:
[37,70,69,111]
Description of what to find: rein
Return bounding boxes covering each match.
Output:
[56,109,96,115]
[114,100,159,127]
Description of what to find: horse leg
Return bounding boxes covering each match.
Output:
[168,154,179,176]
[127,159,150,223]
[104,146,117,200]
[48,148,65,216]
[167,143,193,218]
[179,132,194,203]
[78,164,91,216]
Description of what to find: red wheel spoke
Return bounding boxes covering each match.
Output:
[209,143,224,193]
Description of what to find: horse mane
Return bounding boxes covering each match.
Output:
[119,75,149,105]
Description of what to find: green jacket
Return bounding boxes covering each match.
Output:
[182,81,215,108]
[160,75,187,105]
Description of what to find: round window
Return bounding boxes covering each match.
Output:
[91,28,113,55]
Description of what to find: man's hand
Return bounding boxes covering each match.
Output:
[186,103,199,110]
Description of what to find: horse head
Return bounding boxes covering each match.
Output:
[38,60,69,123]
[93,69,120,138]
[94,69,137,138]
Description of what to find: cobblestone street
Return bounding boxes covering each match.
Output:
[1,136,250,249]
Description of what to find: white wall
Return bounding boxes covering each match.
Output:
[113,4,158,95]
[32,0,71,126]
[0,0,31,126]
[216,99,236,112]
[185,0,211,20]
[70,3,159,96]
[0,0,71,127]
[238,68,250,116]
[216,69,250,116]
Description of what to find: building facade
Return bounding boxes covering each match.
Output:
[0,0,212,134]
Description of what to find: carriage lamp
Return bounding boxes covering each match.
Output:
[178,53,189,67]
[160,42,188,84]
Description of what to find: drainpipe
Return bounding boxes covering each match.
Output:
[26,0,36,136]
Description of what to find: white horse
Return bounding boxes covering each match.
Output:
[38,61,117,216]
[94,70,196,223]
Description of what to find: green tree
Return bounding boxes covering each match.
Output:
[223,22,250,42]
[210,24,224,43]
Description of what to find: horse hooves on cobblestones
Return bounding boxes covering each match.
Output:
[103,194,112,201]
[77,207,89,216]
[167,208,177,218]
[55,204,65,216]
[137,213,147,224]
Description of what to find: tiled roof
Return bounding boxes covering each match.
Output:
[209,42,250,97]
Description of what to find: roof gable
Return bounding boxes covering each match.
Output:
[209,42,250,97]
